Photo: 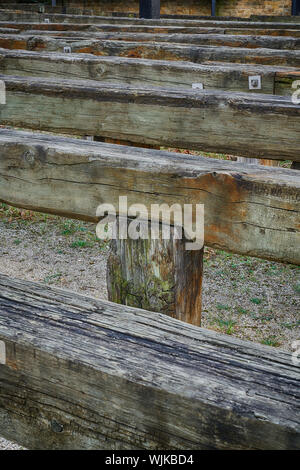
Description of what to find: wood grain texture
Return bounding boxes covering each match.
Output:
[107,218,203,325]
[0,128,299,264]
[1,75,300,160]
[1,10,300,29]
[0,274,299,450]
[1,48,298,95]
[1,33,300,67]
[2,21,300,37]
[7,30,300,50]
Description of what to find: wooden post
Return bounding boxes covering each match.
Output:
[211,0,217,17]
[292,0,300,16]
[107,217,203,326]
[139,0,160,19]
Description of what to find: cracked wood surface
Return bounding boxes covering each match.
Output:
[1,34,300,67]
[2,21,300,37]
[1,10,300,29]
[1,48,298,95]
[0,129,299,264]
[4,30,300,50]
[0,274,299,450]
[1,75,300,161]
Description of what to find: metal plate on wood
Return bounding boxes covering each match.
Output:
[192,83,204,90]
[0,340,6,365]
[249,75,262,90]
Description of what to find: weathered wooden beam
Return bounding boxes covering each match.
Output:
[1,10,300,29]
[0,129,299,264]
[1,48,298,95]
[10,30,300,50]
[0,274,299,450]
[107,218,203,325]
[0,21,225,34]
[3,21,300,37]
[1,75,300,161]
[1,34,299,67]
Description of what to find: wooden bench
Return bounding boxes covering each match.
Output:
[5,30,300,50]
[0,13,299,450]
[0,274,299,450]
[1,10,300,29]
[2,20,300,37]
[0,128,299,323]
[0,48,298,95]
[1,75,299,161]
[1,33,300,67]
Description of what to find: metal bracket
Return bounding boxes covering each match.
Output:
[0,340,6,365]
[192,83,204,90]
[249,76,262,90]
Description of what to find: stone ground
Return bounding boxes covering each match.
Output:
[0,204,299,449]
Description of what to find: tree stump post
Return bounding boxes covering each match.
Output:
[107,217,203,326]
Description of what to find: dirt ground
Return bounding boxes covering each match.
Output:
[0,204,299,449]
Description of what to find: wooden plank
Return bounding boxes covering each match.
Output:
[2,21,300,37]
[1,10,300,29]
[13,30,300,50]
[0,128,299,264]
[1,34,300,66]
[1,75,300,161]
[226,28,300,38]
[0,21,227,34]
[2,48,299,95]
[0,274,299,450]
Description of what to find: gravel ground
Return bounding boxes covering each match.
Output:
[0,204,299,449]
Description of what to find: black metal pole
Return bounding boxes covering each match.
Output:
[139,0,160,19]
[61,0,66,15]
[211,0,216,17]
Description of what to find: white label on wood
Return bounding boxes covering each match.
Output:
[192,83,204,90]
[0,341,6,365]
[64,46,72,53]
[249,76,262,90]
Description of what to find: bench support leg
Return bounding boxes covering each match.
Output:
[291,161,300,170]
[107,217,203,326]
